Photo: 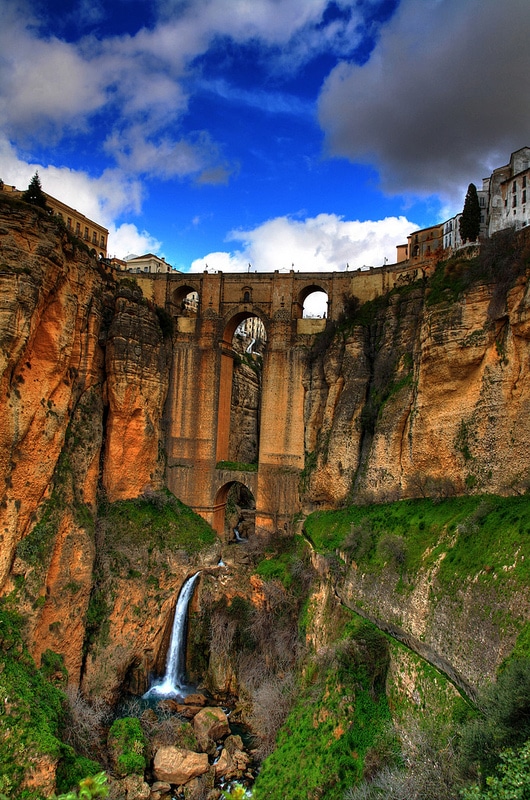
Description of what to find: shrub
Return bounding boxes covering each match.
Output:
[377,534,407,567]
[460,659,530,779]
[107,717,147,777]
[461,740,530,800]
[54,772,108,800]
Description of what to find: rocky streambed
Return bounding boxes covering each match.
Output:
[107,693,256,800]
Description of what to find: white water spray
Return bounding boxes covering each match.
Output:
[143,572,200,699]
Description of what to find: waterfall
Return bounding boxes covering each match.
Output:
[143,572,200,699]
[234,525,246,542]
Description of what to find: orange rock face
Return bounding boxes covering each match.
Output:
[303,263,530,507]
[0,200,172,686]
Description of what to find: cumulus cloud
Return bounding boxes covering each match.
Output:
[318,0,530,206]
[107,223,162,260]
[189,213,416,273]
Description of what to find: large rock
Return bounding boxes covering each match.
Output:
[193,707,230,749]
[153,747,209,784]
[214,735,251,779]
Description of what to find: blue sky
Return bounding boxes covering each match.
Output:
[1,0,530,274]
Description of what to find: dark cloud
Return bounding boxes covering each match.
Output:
[318,0,530,205]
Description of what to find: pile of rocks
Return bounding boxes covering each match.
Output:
[111,694,254,800]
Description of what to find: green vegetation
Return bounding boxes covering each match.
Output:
[22,172,48,210]
[107,717,147,777]
[98,490,216,555]
[460,183,481,244]
[426,226,530,308]
[216,460,258,472]
[54,772,108,800]
[462,741,530,800]
[0,607,69,799]
[252,615,393,800]
[155,304,174,339]
[305,494,530,593]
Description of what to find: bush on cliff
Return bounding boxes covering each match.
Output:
[0,606,102,799]
[461,740,530,800]
[107,717,147,777]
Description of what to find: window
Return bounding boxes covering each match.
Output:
[100,236,105,247]
[67,217,72,229]
[92,231,97,244]
[75,222,81,234]
[523,176,527,188]
[513,181,517,192]
[513,195,517,208]
[84,227,89,240]
[523,190,527,204]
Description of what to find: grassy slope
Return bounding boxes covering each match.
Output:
[305,495,530,595]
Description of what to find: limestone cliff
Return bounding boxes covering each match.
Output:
[302,237,530,508]
[0,198,172,687]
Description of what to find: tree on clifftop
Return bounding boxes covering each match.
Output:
[459,182,481,243]
[22,171,48,209]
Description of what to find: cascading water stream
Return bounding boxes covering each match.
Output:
[234,525,246,542]
[143,571,200,699]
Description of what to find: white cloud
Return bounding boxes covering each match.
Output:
[189,212,416,273]
[0,9,106,138]
[107,223,162,260]
[318,0,530,206]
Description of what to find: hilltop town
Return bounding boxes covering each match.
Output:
[2,146,530,278]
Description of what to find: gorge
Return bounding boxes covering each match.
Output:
[1,194,530,799]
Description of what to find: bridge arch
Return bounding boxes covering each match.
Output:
[171,283,200,315]
[222,308,269,344]
[217,310,267,465]
[296,283,329,319]
[213,479,256,539]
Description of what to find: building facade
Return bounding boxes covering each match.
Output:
[487,147,530,235]
[123,253,173,274]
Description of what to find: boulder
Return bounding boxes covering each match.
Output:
[174,704,204,719]
[182,768,215,799]
[214,738,251,780]
[193,707,230,749]
[149,781,171,800]
[121,775,151,799]
[153,747,209,785]
[184,693,207,706]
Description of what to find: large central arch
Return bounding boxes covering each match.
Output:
[216,310,268,464]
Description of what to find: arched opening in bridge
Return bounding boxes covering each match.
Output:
[300,287,328,318]
[213,481,256,540]
[172,285,199,316]
[216,312,267,466]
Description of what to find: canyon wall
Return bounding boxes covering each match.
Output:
[0,198,173,689]
[1,199,530,713]
[302,241,530,509]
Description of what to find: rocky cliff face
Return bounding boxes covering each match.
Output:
[0,199,172,687]
[302,241,530,508]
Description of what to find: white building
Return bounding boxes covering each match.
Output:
[487,146,530,235]
[124,253,173,274]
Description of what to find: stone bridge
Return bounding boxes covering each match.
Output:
[137,262,424,536]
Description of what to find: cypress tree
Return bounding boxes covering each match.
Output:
[22,172,48,209]
[459,182,481,243]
